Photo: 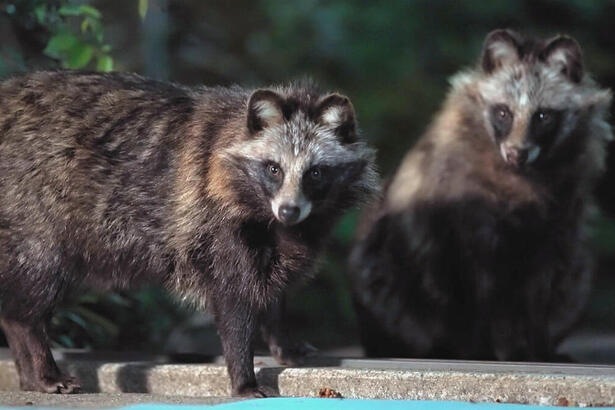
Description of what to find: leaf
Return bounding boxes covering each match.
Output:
[72,306,119,337]
[58,4,83,16]
[81,18,90,33]
[57,334,75,348]
[66,312,89,329]
[78,5,102,19]
[66,43,94,69]
[97,55,113,72]
[75,292,100,304]
[58,4,101,18]
[107,292,130,306]
[87,18,104,43]
[43,32,79,59]
[33,4,46,24]
[139,0,149,20]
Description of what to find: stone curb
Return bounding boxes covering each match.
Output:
[0,357,612,406]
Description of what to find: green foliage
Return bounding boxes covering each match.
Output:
[40,1,112,70]
[50,287,190,351]
[1,0,113,73]
[138,0,148,20]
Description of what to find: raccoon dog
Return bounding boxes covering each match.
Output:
[0,71,378,395]
[350,30,612,361]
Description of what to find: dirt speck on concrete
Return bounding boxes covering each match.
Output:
[318,387,342,398]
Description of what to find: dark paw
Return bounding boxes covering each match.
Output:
[270,341,317,366]
[22,375,81,394]
[235,385,278,398]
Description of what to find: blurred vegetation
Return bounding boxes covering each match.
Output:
[0,0,112,75]
[49,287,186,351]
[1,0,614,355]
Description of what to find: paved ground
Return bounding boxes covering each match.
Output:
[0,392,236,408]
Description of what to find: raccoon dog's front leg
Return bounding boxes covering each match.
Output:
[0,315,80,393]
[261,296,317,366]
[212,295,277,397]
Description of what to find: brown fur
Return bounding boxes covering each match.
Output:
[0,70,378,395]
[350,30,612,361]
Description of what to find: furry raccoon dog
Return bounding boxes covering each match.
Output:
[0,71,378,396]
[349,30,612,361]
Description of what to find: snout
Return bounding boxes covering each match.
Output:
[278,204,300,225]
[499,144,540,168]
[272,201,312,226]
[502,145,528,167]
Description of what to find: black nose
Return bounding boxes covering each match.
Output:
[278,205,300,225]
[504,146,528,167]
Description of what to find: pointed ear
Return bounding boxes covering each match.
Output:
[247,89,284,134]
[539,35,584,83]
[315,93,357,143]
[481,29,522,74]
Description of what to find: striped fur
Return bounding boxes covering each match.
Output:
[0,71,378,395]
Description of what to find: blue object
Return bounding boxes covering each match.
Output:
[120,398,615,410]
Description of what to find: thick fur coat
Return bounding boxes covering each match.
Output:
[350,30,612,361]
[0,71,378,395]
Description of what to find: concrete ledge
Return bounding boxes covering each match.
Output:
[0,354,613,407]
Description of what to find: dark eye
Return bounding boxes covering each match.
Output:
[497,108,510,119]
[490,104,513,141]
[536,111,552,123]
[310,168,321,180]
[267,163,281,176]
[492,104,512,120]
[530,108,562,145]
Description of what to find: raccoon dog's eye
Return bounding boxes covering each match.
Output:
[490,104,513,141]
[267,163,281,176]
[491,104,512,121]
[310,168,321,180]
[531,108,561,144]
[536,111,552,123]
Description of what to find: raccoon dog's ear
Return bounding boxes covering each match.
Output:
[315,93,357,144]
[247,89,285,134]
[481,29,522,74]
[539,35,584,83]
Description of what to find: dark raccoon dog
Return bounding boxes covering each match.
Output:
[349,30,612,361]
[0,71,378,396]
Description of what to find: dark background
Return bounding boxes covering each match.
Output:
[1,0,614,362]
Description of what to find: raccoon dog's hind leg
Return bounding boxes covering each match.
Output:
[0,247,80,393]
[0,314,80,393]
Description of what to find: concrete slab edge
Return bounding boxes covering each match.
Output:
[0,359,611,407]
